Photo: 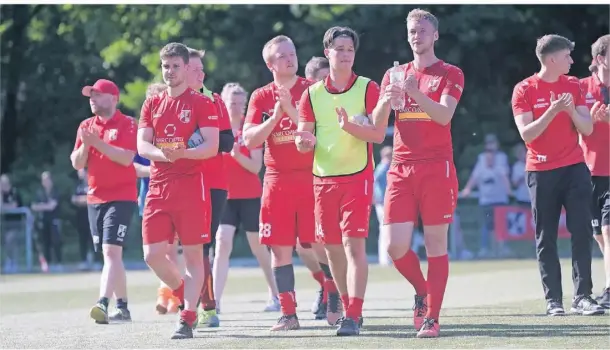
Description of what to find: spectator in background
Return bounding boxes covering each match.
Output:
[305,56,330,82]
[374,146,392,266]
[474,133,509,174]
[1,174,23,273]
[511,143,531,207]
[72,168,94,270]
[31,171,63,271]
[461,150,511,258]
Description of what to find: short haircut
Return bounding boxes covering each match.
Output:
[535,34,575,61]
[146,83,167,98]
[187,47,206,59]
[262,35,293,63]
[305,56,329,80]
[159,42,190,64]
[406,8,439,31]
[323,26,359,51]
[221,82,248,102]
[590,34,610,72]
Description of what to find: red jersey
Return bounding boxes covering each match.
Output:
[202,92,231,190]
[244,76,313,179]
[299,72,380,184]
[139,88,219,185]
[511,74,586,171]
[379,60,464,163]
[579,74,609,176]
[73,110,138,204]
[225,127,263,199]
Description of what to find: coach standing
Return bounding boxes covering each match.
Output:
[70,79,138,324]
[511,35,604,316]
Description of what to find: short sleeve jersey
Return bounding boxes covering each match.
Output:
[139,88,219,184]
[579,74,609,176]
[379,60,464,163]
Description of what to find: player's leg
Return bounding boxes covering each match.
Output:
[242,198,279,310]
[312,242,333,320]
[314,184,345,325]
[336,180,372,336]
[564,164,604,316]
[260,181,299,331]
[162,241,182,314]
[295,242,326,314]
[375,204,391,266]
[384,164,425,330]
[416,161,459,338]
[198,188,226,328]
[88,203,111,324]
[213,199,239,312]
[592,176,610,308]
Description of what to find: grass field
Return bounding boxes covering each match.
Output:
[1,259,608,348]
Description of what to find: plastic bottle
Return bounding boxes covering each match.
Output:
[389,61,405,111]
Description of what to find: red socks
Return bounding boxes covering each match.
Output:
[393,250,428,296]
[172,279,185,306]
[180,309,197,327]
[312,270,325,288]
[346,297,363,320]
[278,291,297,316]
[340,294,350,312]
[426,254,449,321]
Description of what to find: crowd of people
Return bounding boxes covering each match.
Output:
[2,7,608,342]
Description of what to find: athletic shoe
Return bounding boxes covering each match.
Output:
[596,288,610,309]
[326,292,343,325]
[413,294,427,330]
[156,287,171,315]
[416,318,440,338]
[171,319,193,339]
[89,302,109,324]
[334,316,364,327]
[546,299,565,316]
[336,317,360,336]
[197,309,220,328]
[570,295,605,315]
[264,296,281,312]
[108,307,131,322]
[270,314,300,331]
[314,301,327,320]
[312,289,325,314]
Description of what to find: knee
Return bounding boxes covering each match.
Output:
[270,246,293,265]
[423,230,448,257]
[102,244,122,262]
[343,237,366,259]
[182,245,204,265]
[143,245,166,267]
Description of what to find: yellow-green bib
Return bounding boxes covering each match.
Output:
[310,76,370,177]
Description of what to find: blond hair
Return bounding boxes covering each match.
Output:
[221,82,248,103]
[262,35,293,63]
[406,9,439,30]
[146,83,167,98]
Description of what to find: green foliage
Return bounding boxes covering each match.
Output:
[1,4,608,261]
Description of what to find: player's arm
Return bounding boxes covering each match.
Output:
[277,86,299,124]
[339,81,385,143]
[568,85,593,136]
[215,95,235,153]
[182,97,220,160]
[296,89,316,153]
[136,99,169,162]
[70,125,89,170]
[90,140,136,167]
[512,85,559,143]
[243,91,282,149]
[133,156,151,177]
[372,70,395,132]
[408,68,464,126]
[233,148,263,174]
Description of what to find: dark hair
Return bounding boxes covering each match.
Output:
[323,26,359,51]
[535,34,575,60]
[159,42,190,64]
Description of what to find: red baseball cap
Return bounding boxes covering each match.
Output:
[82,79,120,97]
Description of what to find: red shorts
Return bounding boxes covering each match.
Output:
[142,173,210,246]
[259,175,316,247]
[385,160,458,226]
[314,179,372,245]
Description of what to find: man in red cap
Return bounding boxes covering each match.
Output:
[70,78,138,325]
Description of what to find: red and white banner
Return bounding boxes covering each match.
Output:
[494,205,571,241]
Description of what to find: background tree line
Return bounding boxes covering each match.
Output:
[1,4,607,260]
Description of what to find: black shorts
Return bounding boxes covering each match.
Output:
[220,198,261,233]
[591,176,610,235]
[88,201,136,252]
[203,189,227,254]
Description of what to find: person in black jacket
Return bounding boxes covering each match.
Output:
[31,171,62,270]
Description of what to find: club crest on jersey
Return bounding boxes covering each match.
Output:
[428,78,440,92]
[179,110,191,123]
[107,129,118,141]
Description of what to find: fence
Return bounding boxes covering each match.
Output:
[1,207,35,272]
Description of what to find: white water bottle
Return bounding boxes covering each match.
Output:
[389,61,405,111]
